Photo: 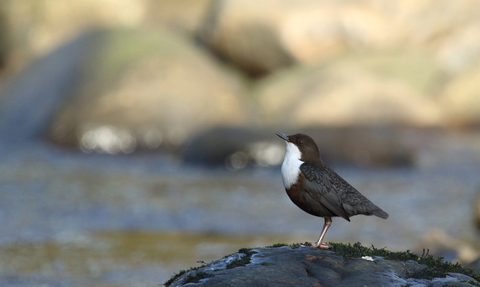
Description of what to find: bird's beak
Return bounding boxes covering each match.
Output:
[276,132,289,142]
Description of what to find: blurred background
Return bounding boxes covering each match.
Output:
[0,0,480,286]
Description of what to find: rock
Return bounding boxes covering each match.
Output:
[181,126,414,169]
[255,55,442,127]
[467,257,480,274]
[46,28,249,153]
[435,23,480,73]
[1,1,215,73]
[0,6,8,70]
[198,0,296,76]
[165,243,480,287]
[331,50,446,96]
[145,0,214,35]
[420,229,479,264]
[476,194,480,231]
[197,0,396,76]
[181,127,284,169]
[198,0,480,76]
[1,1,148,69]
[0,30,100,149]
[298,127,414,167]
[387,0,480,47]
[440,64,480,128]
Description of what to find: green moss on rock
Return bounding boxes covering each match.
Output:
[226,248,257,269]
[330,242,480,282]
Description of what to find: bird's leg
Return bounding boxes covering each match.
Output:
[311,217,332,249]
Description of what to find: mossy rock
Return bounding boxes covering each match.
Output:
[165,242,480,287]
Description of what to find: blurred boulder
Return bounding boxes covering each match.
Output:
[144,0,214,35]
[476,193,480,230]
[198,0,295,76]
[198,0,480,77]
[435,23,480,73]
[0,30,100,148]
[1,0,214,73]
[467,257,480,274]
[181,126,414,169]
[301,127,414,167]
[1,0,149,70]
[421,228,479,265]
[388,0,480,46]
[328,50,445,95]
[440,64,480,128]
[0,6,8,71]
[255,52,442,127]
[45,28,249,153]
[198,0,397,76]
[181,127,284,169]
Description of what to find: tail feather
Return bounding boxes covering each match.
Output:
[373,209,389,219]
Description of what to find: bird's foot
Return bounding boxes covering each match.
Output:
[309,242,331,249]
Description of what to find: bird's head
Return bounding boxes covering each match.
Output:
[276,132,321,163]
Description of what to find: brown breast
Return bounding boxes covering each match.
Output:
[285,173,337,218]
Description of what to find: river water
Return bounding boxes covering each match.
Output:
[0,130,480,286]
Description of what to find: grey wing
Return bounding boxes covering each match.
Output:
[322,165,389,219]
[300,164,350,221]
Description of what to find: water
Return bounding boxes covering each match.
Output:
[0,131,480,286]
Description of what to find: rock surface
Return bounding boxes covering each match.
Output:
[165,245,480,287]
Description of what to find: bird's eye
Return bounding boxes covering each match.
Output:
[298,139,303,145]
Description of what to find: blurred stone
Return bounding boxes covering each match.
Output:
[4,0,480,81]
[421,228,479,264]
[1,0,216,76]
[467,257,480,274]
[198,0,296,76]
[328,50,445,95]
[440,64,480,128]
[435,23,480,73]
[144,0,214,34]
[0,6,8,71]
[198,0,480,77]
[181,127,284,169]
[0,30,99,148]
[181,126,414,168]
[255,53,442,127]
[387,0,480,46]
[1,0,149,71]
[46,28,249,152]
[301,127,414,167]
[198,0,397,76]
[476,194,480,231]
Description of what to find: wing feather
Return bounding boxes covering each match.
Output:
[300,164,350,221]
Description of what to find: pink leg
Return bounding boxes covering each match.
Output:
[311,217,332,249]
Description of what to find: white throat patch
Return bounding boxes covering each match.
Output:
[281,142,303,188]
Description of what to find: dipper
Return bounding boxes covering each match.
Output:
[276,132,388,249]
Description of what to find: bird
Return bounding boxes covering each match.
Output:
[276,132,388,249]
